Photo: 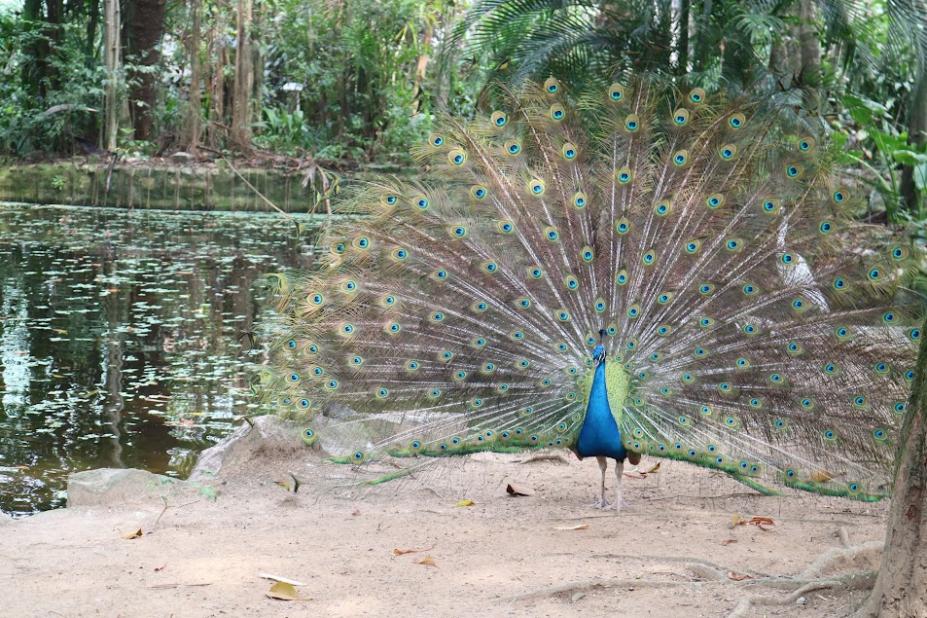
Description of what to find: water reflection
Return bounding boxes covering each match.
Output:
[0,204,314,515]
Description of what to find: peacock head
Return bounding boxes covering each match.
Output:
[593,329,608,365]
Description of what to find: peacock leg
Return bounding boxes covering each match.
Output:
[614,459,625,511]
[594,456,609,508]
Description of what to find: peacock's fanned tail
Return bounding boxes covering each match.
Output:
[267,76,922,500]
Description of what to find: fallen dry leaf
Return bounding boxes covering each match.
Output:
[727,571,753,582]
[455,499,475,507]
[730,514,776,531]
[266,581,300,601]
[392,546,433,556]
[554,524,589,531]
[415,556,438,567]
[811,470,834,483]
[506,483,533,497]
[154,564,166,572]
[720,539,738,546]
[643,462,661,474]
[121,528,143,540]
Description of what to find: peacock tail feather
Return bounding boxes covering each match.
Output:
[264,76,923,501]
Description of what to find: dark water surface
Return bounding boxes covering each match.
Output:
[0,203,314,515]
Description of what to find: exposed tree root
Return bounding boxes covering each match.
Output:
[725,572,876,618]
[520,539,881,613]
[724,530,881,617]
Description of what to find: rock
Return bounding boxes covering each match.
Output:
[170,151,194,161]
[67,468,198,508]
[189,415,305,482]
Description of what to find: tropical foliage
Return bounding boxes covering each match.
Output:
[0,0,925,219]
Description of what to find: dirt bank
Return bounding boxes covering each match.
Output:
[1,419,888,617]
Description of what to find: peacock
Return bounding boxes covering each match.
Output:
[265,75,923,509]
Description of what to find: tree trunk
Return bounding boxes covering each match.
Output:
[692,0,712,73]
[231,0,254,149]
[184,0,203,151]
[900,69,927,215]
[103,0,121,152]
[675,0,689,75]
[797,0,821,104]
[768,3,799,90]
[856,318,927,617]
[126,0,167,141]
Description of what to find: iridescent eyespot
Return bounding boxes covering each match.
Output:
[616,167,632,184]
[430,134,444,147]
[549,104,565,120]
[819,221,833,234]
[624,114,640,132]
[615,218,631,234]
[384,194,398,205]
[785,164,802,178]
[689,88,705,104]
[470,185,488,200]
[573,192,587,208]
[672,108,689,125]
[832,189,846,203]
[545,227,560,241]
[490,111,507,127]
[544,77,561,94]
[528,179,546,195]
[561,143,578,160]
[728,112,745,128]
[706,194,724,208]
[448,148,467,166]
[608,83,625,102]
[719,144,736,160]
[672,150,688,166]
[497,220,514,234]
[505,141,521,155]
[303,428,317,445]
[654,200,671,216]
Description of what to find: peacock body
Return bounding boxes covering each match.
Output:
[267,76,922,506]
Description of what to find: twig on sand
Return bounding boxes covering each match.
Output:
[147,582,213,590]
[515,453,570,465]
[152,497,201,530]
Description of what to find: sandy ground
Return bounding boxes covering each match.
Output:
[1,439,890,618]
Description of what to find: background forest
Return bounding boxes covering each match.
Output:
[0,0,926,224]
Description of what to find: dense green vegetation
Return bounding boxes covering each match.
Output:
[0,0,925,222]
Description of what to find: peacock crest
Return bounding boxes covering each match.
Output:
[265,75,922,502]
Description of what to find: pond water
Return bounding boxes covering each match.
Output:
[0,203,316,515]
